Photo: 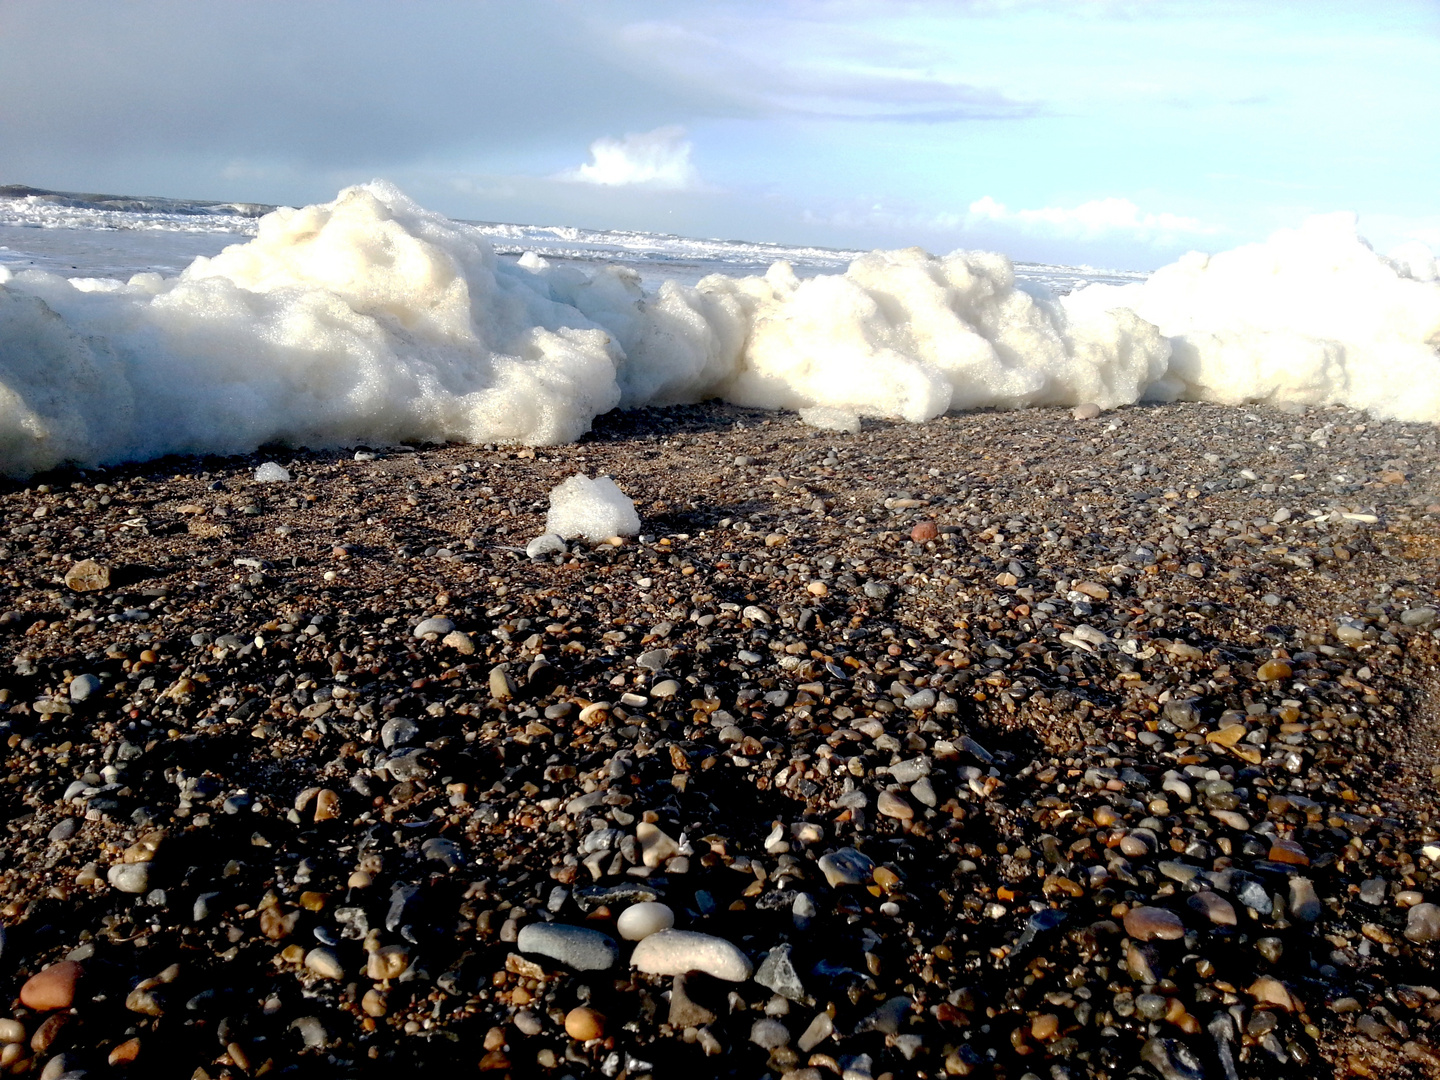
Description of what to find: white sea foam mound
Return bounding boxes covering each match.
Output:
[545,474,641,541]
[1069,213,1440,420]
[0,182,1438,479]
[0,182,623,476]
[254,462,291,482]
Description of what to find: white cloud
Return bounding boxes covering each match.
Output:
[561,126,701,190]
[967,195,1216,241]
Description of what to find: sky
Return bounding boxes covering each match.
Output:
[0,0,1436,269]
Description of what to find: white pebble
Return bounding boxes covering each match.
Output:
[617,902,675,942]
[630,929,753,982]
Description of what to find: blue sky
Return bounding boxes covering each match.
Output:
[1,0,1436,268]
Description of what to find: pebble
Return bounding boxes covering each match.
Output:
[636,821,681,867]
[19,962,82,1011]
[1289,876,1322,922]
[1123,905,1185,941]
[630,929,754,981]
[442,629,474,654]
[412,616,455,639]
[750,1017,790,1049]
[818,847,875,887]
[526,533,567,558]
[107,863,150,894]
[67,674,102,702]
[1187,891,1237,926]
[755,943,808,1002]
[365,945,411,980]
[616,901,675,941]
[876,789,913,819]
[516,923,619,971]
[564,1006,606,1041]
[798,1011,834,1052]
[63,559,109,592]
[304,948,345,980]
[1406,903,1440,943]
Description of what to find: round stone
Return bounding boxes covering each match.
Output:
[107,863,150,894]
[564,1006,605,1041]
[1406,902,1440,943]
[616,901,675,942]
[818,847,876,887]
[68,674,102,702]
[1256,660,1292,682]
[20,961,82,1011]
[64,559,110,592]
[413,617,455,639]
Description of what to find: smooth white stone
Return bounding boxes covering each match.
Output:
[616,901,675,942]
[630,929,752,982]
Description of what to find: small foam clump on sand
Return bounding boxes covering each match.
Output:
[545,474,641,541]
[799,407,862,434]
[254,462,291,482]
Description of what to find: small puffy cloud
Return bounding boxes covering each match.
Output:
[967,195,1216,242]
[562,126,701,190]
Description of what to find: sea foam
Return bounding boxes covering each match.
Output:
[0,181,1437,478]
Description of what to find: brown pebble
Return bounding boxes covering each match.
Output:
[366,945,411,981]
[1123,905,1185,941]
[30,1012,71,1055]
[109,1037,142,1065]
[1249,976,1296,1011]
[361,988,389,1017]
[1256,659,1292,682]
[313,788,340,823]
[20,961,82,1011]
[1187,891,1237,926]
[565,1006,606,1041]
[1268,838,1310,865]
[1031,1013,1059,1040]
[910,520,938,542]
[64,559,110,592]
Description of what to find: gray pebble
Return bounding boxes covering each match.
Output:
[68,674,102,702]
[413,616,455,638]
[516,922,619,971]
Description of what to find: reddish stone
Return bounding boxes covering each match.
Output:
[911,520,939,542]
[1268,838,1310,866]
[20,960,82,1011]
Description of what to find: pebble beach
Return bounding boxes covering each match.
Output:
[3,399,1440,1079]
